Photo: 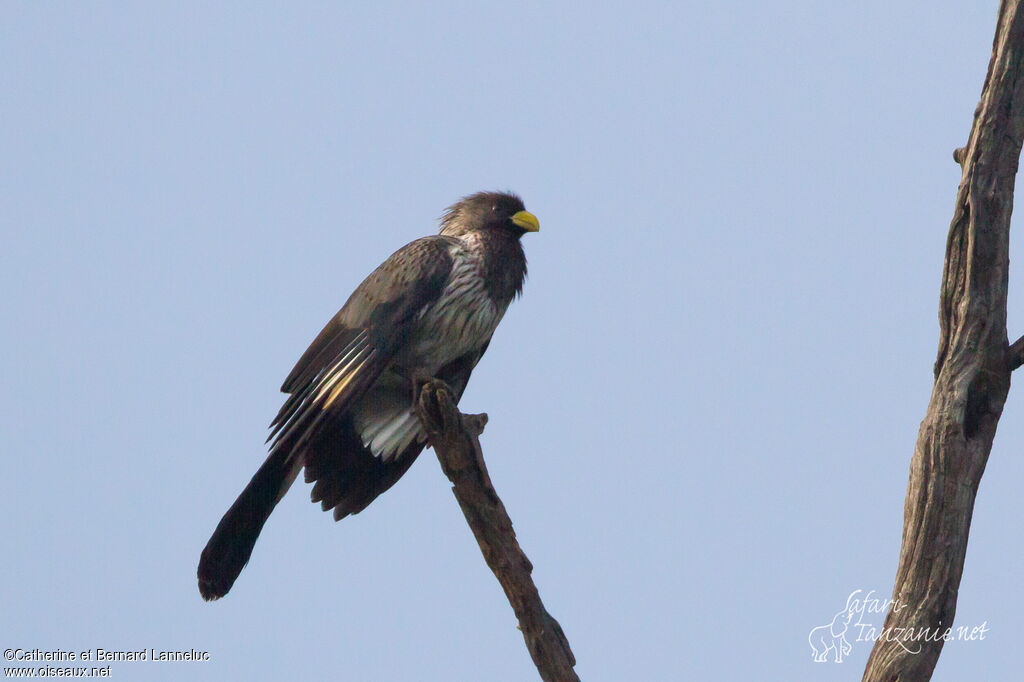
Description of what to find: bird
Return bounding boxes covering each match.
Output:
[197,191,539,601]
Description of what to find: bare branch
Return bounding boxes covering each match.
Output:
[415,380,579,682]
[863,2,1024,680]
[1008,334,1024,370]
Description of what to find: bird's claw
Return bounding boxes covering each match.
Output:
[415,378,453,438]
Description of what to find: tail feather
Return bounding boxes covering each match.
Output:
[197,448,300,600]
[304,413,425,521]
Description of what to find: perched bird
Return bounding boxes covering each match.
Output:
[198,191,539,600]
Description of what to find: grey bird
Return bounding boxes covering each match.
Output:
[197,191,539,600]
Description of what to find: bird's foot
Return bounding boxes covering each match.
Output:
[416,378,458,436]
[414,380,492,488]
[411,372,453,408]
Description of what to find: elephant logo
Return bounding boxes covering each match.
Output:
[808,593,857,663]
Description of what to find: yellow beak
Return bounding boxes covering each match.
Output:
[511,210,540,233]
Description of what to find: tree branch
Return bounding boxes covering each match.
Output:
[1008,334,1024,370]
[415,380,579,682]
[862,2,1024,680]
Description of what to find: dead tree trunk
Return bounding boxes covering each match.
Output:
[862,2,1024,680]
[416,381,579,682]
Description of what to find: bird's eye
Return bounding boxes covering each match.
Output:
[491,204,498,213]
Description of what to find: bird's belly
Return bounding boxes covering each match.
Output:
[406,280,506,376]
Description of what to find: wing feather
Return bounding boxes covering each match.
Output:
[266,236,457,464]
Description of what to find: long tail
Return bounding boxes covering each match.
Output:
[197,448,301,600]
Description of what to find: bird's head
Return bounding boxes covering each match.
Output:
[440,191,540,239]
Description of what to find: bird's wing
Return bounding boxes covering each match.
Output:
[267,236,457,455]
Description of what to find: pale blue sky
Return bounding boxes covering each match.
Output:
[3,2,1021,680]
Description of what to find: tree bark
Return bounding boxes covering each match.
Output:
[416,380,579,682]
[862,2,1024,680]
